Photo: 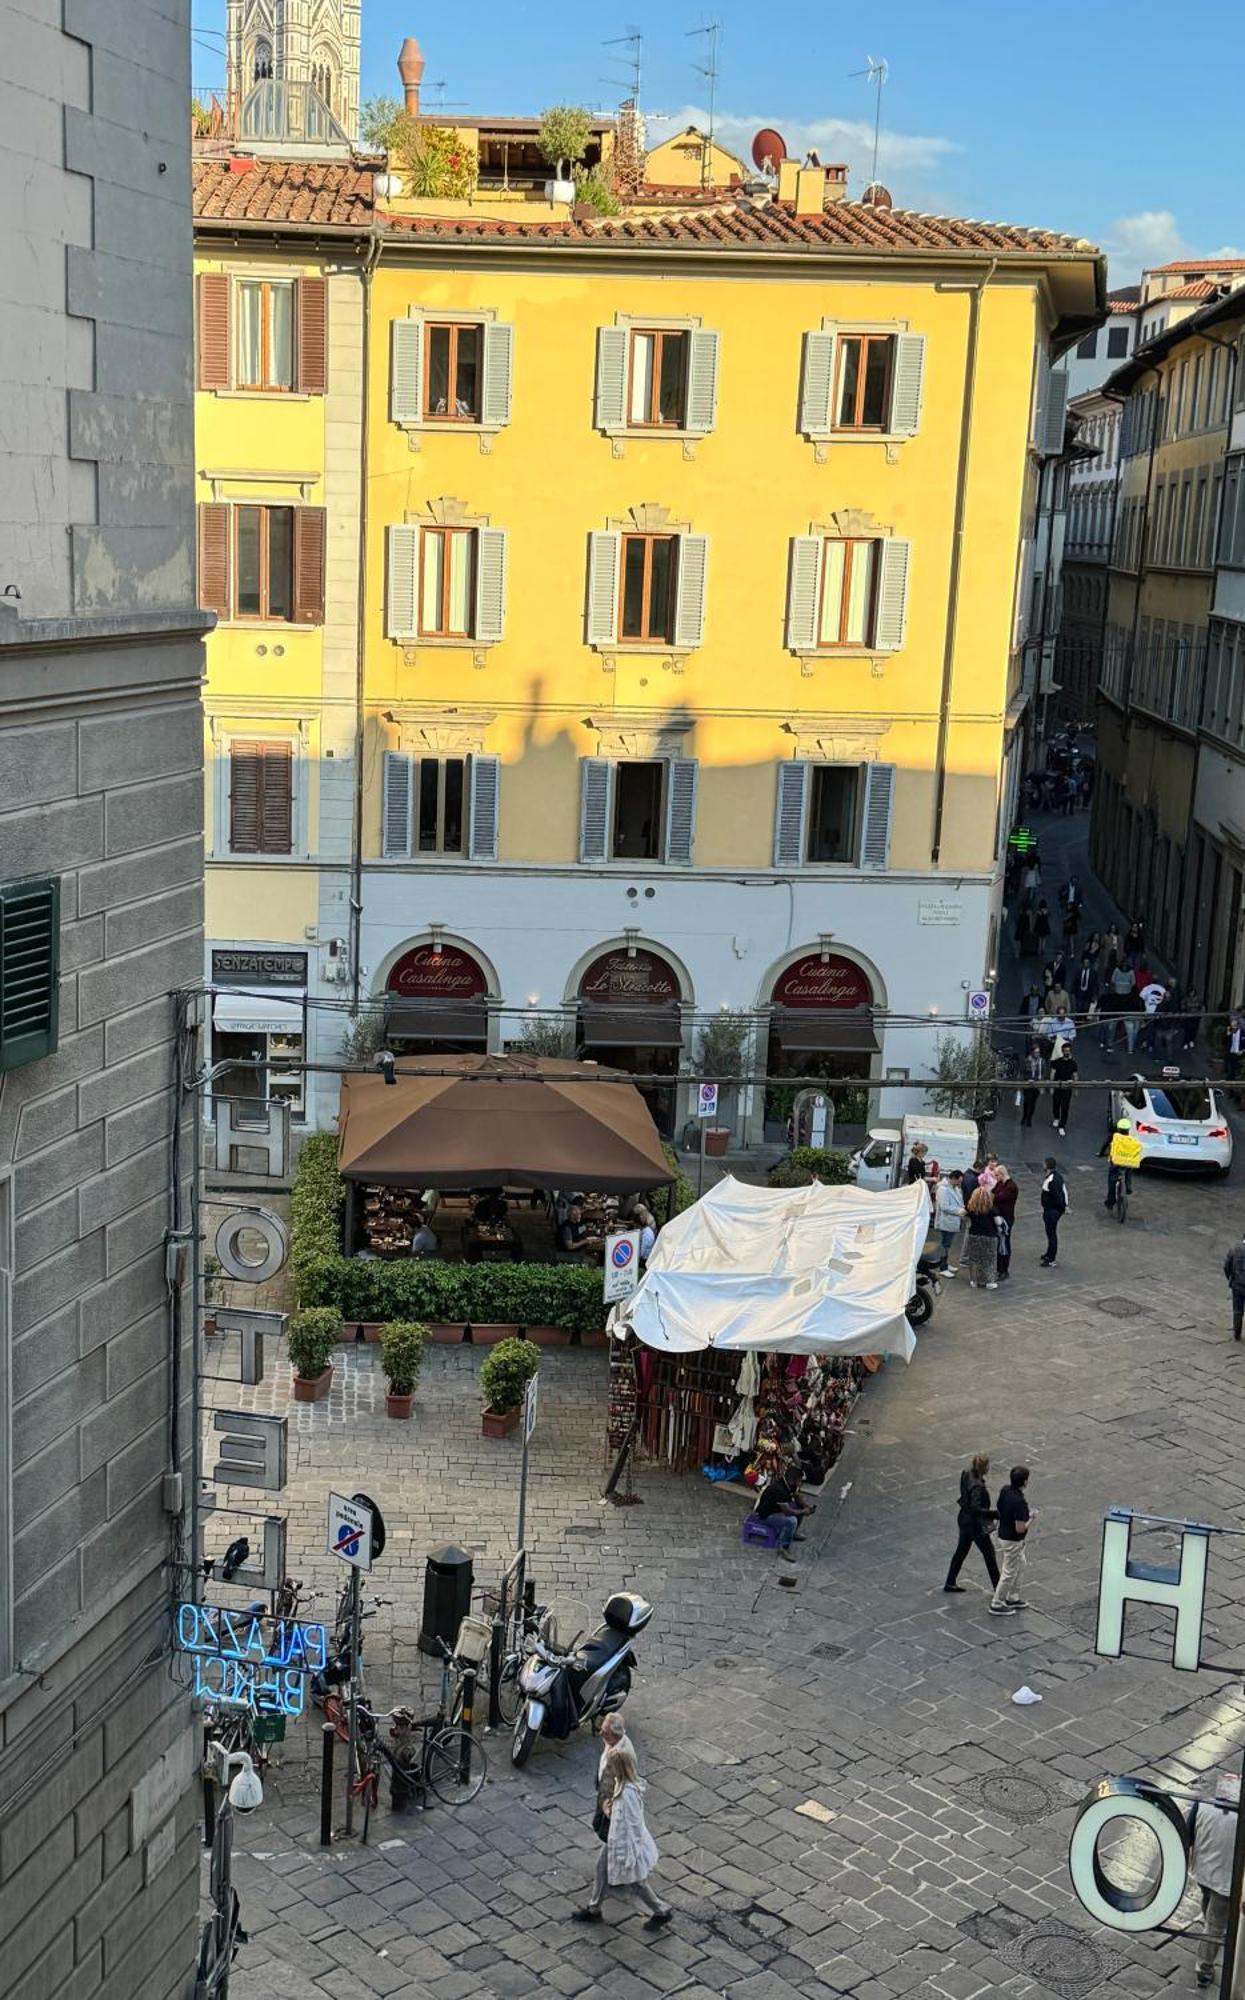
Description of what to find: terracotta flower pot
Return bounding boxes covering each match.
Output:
[386,1390,414,1419]
[466,1322,517,1346]
[481,1405,521,1439]
[292,1365,333,1403]
[705,1126,731,1157]
[525,1325,572,1346]
[427,1322,468,1344]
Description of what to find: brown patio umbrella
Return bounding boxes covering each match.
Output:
[336,1053,674,1192]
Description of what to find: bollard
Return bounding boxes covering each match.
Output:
[202,1766,217,1852]
[487,1619,503,1731]
[459,1667,476,1784]
[320,1723,335,1848]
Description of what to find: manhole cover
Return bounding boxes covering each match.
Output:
[960,1770,1061,1822]
[1095,1296,1141,1319]
[811,1642,847,1662]
[998,1916,1127,1997]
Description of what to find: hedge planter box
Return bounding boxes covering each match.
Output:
[482,1406,521,1439]
[386,1391,414,1419]
[293,1366,333,1403]
[526,1325,572,1347]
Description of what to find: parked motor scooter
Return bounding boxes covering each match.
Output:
[511,1591,652,1767]
[905,1254,942,1328]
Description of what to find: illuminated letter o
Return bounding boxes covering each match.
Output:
[214,1207,289,1284]
[1068,1778,1190,1932]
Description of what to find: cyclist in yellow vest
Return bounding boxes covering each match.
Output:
[1105,1118,1143,1209]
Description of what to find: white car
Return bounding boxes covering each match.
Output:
[1110,1073,1233,1176]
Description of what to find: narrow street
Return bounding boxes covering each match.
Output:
[218,806,1245,2000]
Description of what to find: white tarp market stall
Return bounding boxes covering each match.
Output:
[614,1175,928,1361]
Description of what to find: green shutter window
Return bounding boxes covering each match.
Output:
[0,877,60,1072]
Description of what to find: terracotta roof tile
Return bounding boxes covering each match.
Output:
[382,197,1097,258]
[1149,257,1245,273]
[1158,279,1223,301]
[1107,296,1139,312]
[194,158,375,226]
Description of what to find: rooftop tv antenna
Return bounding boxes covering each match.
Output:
[423,79,468,113]
[602,28,643,108]
[687,22,721,187]
[850,54,888,185]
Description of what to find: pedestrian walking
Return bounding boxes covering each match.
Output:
[992,1168,1018,1281]
[1014,904,1034,957]
[943,1453,1001,1594]
[1049,1040,1077,1137]
[963,1187,999,1289]
[1048,947,1069,991]
[1188,1773,1240,1988]
[1032,899,1052,955]
[576,1747,673,1929]
[1226,1009,1245,1082]
[1019,1042,1043,1128]
[1102,925,1121,974]
[1061,900,1080,948]
[1138,976,1166,1055]
[1181,988,1202,1053]
[1020,860,1041,905]
[1124,916,1145,962]
[990,1466,1034,1616]
[905,1140,930,1187]
[1083,930,1102,971]
[1223,1232,1245,1341]
[1075,953,1095,1009]
[933,1169,965,1274]
[1039,1157,1067,1266]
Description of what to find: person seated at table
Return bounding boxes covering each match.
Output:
[633,1205,657,1263]
[473,1188,509,1225]
[409,1209,439,1258]
[557,1202,602,1257]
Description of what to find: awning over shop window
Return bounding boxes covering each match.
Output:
[771,1009,879,1054]
[213,991,305,1035]
[578,1003,683,1049]
[385,998,489,1042]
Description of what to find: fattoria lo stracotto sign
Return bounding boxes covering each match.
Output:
[1069,1509,1237,1937]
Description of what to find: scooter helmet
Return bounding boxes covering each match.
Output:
[1115,1117,1131,1133]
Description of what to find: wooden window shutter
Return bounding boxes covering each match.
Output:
[231,742,293,854]
[297,276,328,393]
[0,877,60,1073]
[198,503,231,617]
[773,762,809,868]
[684,330,720,433]
[786,537,821,650]
[473,528,507,644]
[664,758,698,866]
[594,328,628,430]
[468,754,501,861]
[382,751,413,857]
[197,272,231,390]
[386,525,419,639]
[390,317,423,424]
[586,532,620,645]
[292,507,326,624]
[579,759,613,863]
[799,332,835,437]
[890,333,927,436]
[859,762,896,870]
[874,539,911,651]
[674,535,709,650]
[481,323,514,427]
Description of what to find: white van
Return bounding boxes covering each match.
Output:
[852,1115,978,1192]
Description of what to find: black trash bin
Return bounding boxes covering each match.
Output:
[419,1543,473,1657]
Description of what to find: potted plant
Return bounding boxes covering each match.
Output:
[537,105,592,203]
[287,1307,338,1402]
[479,1336,539,1439]
[380,1319,426,1419]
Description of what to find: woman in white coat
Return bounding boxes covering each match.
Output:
[575,1746,673,1928]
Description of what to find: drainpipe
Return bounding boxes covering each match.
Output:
[349,223,384,1016]
[1121,360,1163,726]
[930,256,997,866]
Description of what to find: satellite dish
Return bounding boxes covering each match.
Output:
[751,127,787,175]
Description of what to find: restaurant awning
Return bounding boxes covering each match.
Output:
[337,1053,675,1192]
[771,1008,879,1054]
[385,997,489,1042]
[213,991,305,1035]
[578,1003,683,1049]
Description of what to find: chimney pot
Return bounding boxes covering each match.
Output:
[397,35,425,117]
[795,163,827,217]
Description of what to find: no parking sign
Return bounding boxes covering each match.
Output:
[603,1229,641,1303]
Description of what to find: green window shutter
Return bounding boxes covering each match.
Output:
[0,877,60,1073]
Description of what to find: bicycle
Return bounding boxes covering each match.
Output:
[335,1641,487,1841]
[1115,1169,1132,1225]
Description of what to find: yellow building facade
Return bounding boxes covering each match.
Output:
[194,148,1102,1140]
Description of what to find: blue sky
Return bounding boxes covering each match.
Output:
[192,1,1242,277]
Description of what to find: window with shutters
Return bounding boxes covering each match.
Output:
[426,322,481,420]
[577,757,697,865]
[199,502,324,624]
[0,878,60,1073]
[819,538,880,647]
[237,280,294,391]
[229,742,294,855]
[621,535,677,643]
[381,750,500,861]
[835,334,895,430]
[628,330,688,427]
[772,762,893,870]
[420,528,475,638]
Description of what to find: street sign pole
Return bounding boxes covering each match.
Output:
[695,1080,718,1197]
[516,1374,538,1555]
[343,1565,362,1837]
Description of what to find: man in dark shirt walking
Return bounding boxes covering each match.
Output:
[990,1467,1033,1615]
[1039,1158,1067,1267]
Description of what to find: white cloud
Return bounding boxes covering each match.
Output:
[643,104,958,196]
[1104,209,1243,280]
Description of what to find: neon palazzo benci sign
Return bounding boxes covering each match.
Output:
[176,1601,329,1717]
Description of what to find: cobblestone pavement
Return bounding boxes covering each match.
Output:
[201,817,1245,2000]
